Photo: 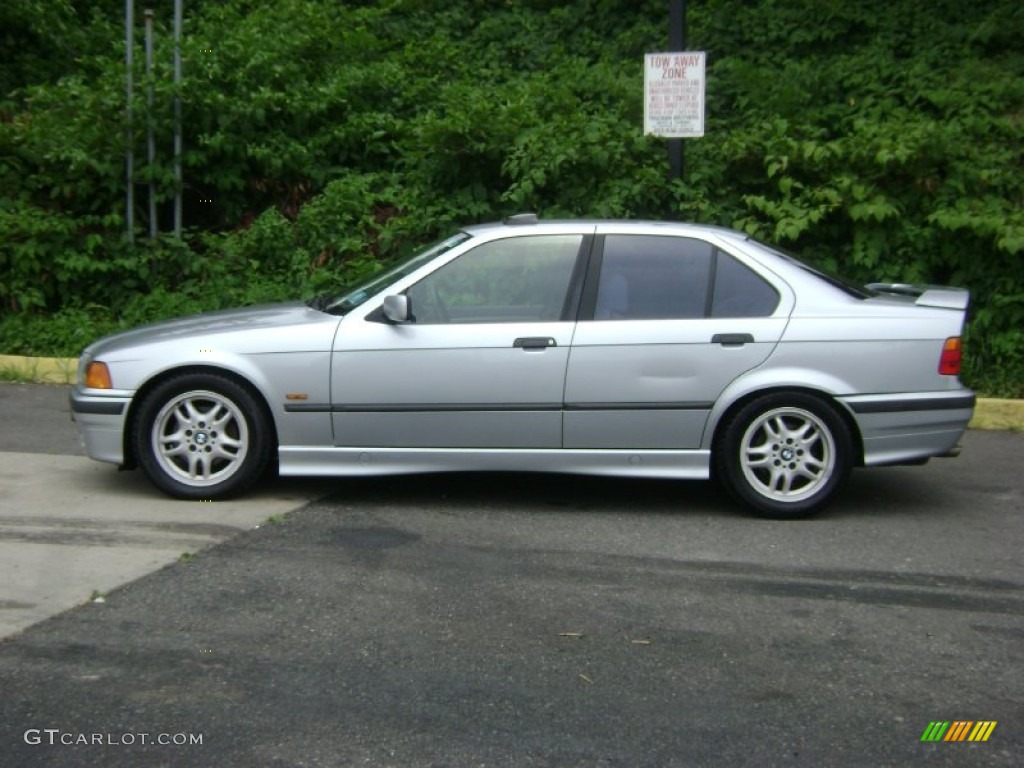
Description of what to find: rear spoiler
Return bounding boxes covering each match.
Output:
[866,283,970,311]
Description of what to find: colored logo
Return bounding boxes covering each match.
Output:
[921,721,997,742]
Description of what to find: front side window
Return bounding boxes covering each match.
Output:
[406,234,583,324]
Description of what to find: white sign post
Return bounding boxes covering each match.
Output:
[644,51,706,138]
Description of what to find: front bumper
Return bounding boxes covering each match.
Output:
[839,390,976,466]
[69,388,133,465]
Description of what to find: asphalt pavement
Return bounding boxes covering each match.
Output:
[0,383,1021,767]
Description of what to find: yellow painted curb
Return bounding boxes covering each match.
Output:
[971,398,1024,432]
[1,355,1022,431]
[0,355,77,385]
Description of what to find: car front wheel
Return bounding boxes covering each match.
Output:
[134,373,271,500]
[716,393,853,519]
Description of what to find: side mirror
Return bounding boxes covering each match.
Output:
[382,294,410,323]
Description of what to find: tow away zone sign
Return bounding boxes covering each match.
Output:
[644,51,706,138]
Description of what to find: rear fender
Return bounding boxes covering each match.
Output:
[702,367,856,451]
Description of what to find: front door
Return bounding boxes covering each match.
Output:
[331,233,588,448]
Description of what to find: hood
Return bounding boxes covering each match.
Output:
[84,301,339,359]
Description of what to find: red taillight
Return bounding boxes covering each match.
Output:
[938,337,962,376]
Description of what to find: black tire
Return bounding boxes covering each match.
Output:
[133,373,272,500]
[715,392,853,519]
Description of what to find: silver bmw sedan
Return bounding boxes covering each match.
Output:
[71,216,974,518]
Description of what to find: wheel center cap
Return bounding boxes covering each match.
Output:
[780,448,794,461]
[195,432,209,445]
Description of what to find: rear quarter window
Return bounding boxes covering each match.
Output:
[711,253,780,317]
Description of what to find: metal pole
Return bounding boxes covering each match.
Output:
[173,0,183,238]
[145,9,157,241]
[125,0,134,243]
[668,0,686,189]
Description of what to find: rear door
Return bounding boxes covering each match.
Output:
[563,231,790,449]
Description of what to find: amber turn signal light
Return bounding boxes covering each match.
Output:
[938,337,962,376]
[85,361,112,389]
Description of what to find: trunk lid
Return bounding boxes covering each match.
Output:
[866,283,970,311]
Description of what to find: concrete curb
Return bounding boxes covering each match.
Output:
[0,355,78,385]
[971,397,1024,431]
[2,354,1021,431]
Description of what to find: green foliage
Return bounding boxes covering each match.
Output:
[0,306,119,358]
[0,0,104,96]
[0,0,1022,394]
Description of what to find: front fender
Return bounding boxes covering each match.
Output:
[114,348,334,456]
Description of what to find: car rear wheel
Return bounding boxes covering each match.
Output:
[134,373,271,500]
[716,393,852,519]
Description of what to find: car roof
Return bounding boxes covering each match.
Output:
[462,216,748,241]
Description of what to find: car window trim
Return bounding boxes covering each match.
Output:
[561,233,596,322]
[703,248,720,317]
[576,234,606,321]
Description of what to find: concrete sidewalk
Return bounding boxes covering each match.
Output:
[0,451,335,639]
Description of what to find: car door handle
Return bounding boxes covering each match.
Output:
[712,333,755,346]
[513,337,556,350]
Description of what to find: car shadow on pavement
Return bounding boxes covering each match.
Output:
[297,471,736,516]
[267,467,950,522]
[57,456,961,523]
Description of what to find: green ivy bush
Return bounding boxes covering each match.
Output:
[0,0,1021,395]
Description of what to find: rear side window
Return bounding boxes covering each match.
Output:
[592,235,779,320]
[596,235,713,320]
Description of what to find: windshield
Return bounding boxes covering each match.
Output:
[315,232,472,315]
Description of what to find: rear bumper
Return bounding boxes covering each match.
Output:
[69,388,133,465]
[838,391,975,467]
